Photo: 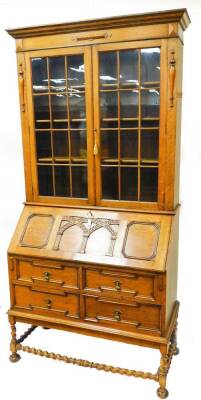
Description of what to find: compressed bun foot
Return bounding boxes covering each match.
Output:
[173,347,179,355]
[9,353,21,363]
[156,388,169,399]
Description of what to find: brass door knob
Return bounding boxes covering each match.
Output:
[114,310,121,322]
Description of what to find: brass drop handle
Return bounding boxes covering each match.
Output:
[114,310,121,322]
[45,299,52,309]
[114,281,121,291]
[18,63,25,112]
[44,271,51,282]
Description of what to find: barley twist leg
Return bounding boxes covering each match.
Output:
[156,352,169,399]
[9,317,21,363]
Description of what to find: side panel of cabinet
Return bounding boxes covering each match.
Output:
[92,39,168,211]
[23,46,95,205]
[165,211,179,327]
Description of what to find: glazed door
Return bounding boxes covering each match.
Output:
[25,46,95,205]
[92,40,167,210]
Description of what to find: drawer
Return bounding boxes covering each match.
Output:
[16,259,79,290]
[84,268,161,303]
[14,285,80,319]
[84,295,161,335]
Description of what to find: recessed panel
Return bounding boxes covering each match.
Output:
[123,221,160,260]
[20,214,54,248]
[59,225,83,253]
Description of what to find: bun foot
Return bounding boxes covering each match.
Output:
[9,353,21,363]
[157,388,169,399]
[173,347,179,355]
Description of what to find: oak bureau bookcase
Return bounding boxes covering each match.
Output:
[6,9,190,398]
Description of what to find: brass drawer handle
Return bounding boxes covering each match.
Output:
[114,310,121,322]
[44,271,51,282]
[114,281,121,291]
[45,299,52,309]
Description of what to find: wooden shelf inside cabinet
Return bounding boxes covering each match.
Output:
[6,8,190,399]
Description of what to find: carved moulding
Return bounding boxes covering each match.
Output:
[53,213,120,257]
[122,221,160,260]
[19,213,54,249]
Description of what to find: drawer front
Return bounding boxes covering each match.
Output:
[14,285,80,319]
[84,296,161,334]
[16,259,79,290]
[84,268,161,302]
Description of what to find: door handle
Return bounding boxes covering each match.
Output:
[93,142,99,156]
[93,129,99,156]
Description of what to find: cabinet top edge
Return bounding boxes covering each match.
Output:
[6,8,190,39]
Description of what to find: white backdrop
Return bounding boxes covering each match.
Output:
[0,1,200,399]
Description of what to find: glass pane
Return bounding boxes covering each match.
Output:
[69,93,86,120]
[34,96,50,128]
[120,91,138,118]
[51,94,67,128]
[120,131,138,161]
[49,56,66,92]
[99,52,117,88]
[141,48,160,85]
[71,131,87,160]
[141,119,159,128]
[120,50,138,88]
[38,165,53,196]
[100,92,118,119]
[55,166,70,197]
[121,168,138,200]
[67,55,85,88]
[141,89,160,118]
[101,120,118,129]
[120,120,138,129]
[101,131,118,161]
[102,167,118,199]
[141,130,159,161]
[140,168,158,202]
[72,166,87,198]
[71,121,86,130]
[32,58,48,93]
[53,131,69,161]
[36,132,52,161]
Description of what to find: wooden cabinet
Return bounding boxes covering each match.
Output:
[7,8,190,398]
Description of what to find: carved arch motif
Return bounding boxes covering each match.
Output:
[53,214,120,256]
